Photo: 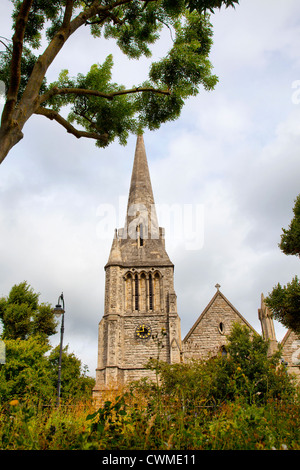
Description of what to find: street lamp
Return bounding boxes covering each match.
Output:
[53,292,65,407]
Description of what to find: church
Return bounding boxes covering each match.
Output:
[92,135,300,397]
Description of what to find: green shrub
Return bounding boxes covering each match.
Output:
[0,323,299,450]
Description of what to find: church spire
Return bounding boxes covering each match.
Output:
[127,134,155,208]
[124,134,159,240]
[105,134,173,268]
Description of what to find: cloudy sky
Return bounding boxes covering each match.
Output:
[0,0,300,377]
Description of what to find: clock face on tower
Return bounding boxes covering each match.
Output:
[135,324,152,340]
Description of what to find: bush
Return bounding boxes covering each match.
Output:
[0,382,299,449]
[0,399,95,450]
[157,324,295,408]
[0,323,299,450]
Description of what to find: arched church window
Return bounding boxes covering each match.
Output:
[140,272,146,311]
[149,273,153,311]
[218,322,225,335]
[154,272,161,310]
[125,273,132,311]
[134,274,139,311]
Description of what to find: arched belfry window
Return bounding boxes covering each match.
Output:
[149,273,153,311]
[125,270,161,313]
[140,272,146,311]
[154,272,161,310]
[134,274,139,311]
[125,273,132,311]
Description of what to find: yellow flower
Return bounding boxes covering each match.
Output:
[9,399,19,406]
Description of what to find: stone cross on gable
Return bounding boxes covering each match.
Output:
[215,283,221,291]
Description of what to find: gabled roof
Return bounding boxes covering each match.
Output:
[280,328,300,348]
[281,329,292,347]
[183,287,258,343]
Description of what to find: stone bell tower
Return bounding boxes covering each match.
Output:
[93,135,182,395]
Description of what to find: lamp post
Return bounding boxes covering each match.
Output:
[53,292,65,407]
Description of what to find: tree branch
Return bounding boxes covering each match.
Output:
[35,106,109,144]
[0,39,9,50]
[61,0,74,30]
[112,86,171,97]
[9,0,166,133]
[40,85,171,105]
[0,36,11,50]
[69,0,132,35]
[16,0,131,125]
[85,11,124,26]
[1,0,34,125]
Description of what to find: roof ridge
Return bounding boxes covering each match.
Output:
[183,288,258,343]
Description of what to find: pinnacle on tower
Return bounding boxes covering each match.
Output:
[106,229,122,265]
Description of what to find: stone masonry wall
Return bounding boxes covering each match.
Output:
[281,330,300,381]
[183,292,256,362]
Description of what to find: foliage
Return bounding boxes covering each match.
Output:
[0,322,299,450]
[265,277,300,335]
[48,345,96,401]
[0,281,57,341]
[80,324,299,450]
[187,0,239,14]
[0,386,299,450]
[0,337,95,406]
[0,0,239,163]
[279,194,300,257]
[197,399,300,450]
[0,282,95,405]
[1,302,298,450]
[265,194,300,334]
[0,337,55,404]
[0,399,95,450]
[157,324,294,407]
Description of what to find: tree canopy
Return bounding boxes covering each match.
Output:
[279,194,300,258]
[0,0,239,164]
[0,281,57,341]
[0,282,95,404]
[152,323,294,407]
[265,276,300,335]
[265,194,300,334]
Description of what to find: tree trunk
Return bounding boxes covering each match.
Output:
[0,3,113,164]
[0,123,24,164]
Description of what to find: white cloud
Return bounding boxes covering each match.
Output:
[211,0,300,70]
